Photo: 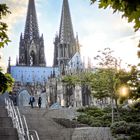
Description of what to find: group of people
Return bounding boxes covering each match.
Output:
[29,95,42,108]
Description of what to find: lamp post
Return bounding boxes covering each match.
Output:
[111,95,114,124]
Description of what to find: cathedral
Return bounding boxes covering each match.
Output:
[9,0,93,108]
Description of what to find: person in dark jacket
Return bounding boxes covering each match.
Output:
[29,95,35,108]
[38,96,42,108]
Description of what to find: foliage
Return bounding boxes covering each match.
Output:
[111,121,128,134]
[90,0,140,31]
[91,68,115,99]
[62,74,80,86]
[80,71,94,86]
[94,48,120,68]
[128,66,140,100]
[77,106,112,127]
[77,106,140,130]
[111,121,140,139]
[0,4,11,48]
[0,69,14,93]
[93,48,131,108]
[0,4,14,94]
[130,99,140,111]
[129,133,140,140]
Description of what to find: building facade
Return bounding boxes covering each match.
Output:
[53,0,81,74]
[18,0,46,67]
[9,0,95,108]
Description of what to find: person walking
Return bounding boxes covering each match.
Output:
[29,95,35,108]
[38,96,42,108]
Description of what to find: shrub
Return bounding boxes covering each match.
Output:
[111,121,128,134]
[87,110,104,117]
[77,107,85,112]
[91,120,102,127]
[129,133,140,140]
[77,114,90,124]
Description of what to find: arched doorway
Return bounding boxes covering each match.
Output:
[17,89,31,107]
[30,50,36,66]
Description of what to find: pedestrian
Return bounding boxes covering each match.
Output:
[29,95,35,108]
[38,96,42,108]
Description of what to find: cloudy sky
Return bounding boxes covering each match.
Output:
[1,0,140,69]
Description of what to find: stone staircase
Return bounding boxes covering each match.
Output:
[19,107,114,140]
[0,106,18,140]
[20,107,72,140]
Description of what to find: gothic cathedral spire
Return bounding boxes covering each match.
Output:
[53,0,78,73]
[24,0,39,40]
[18,0,46,67]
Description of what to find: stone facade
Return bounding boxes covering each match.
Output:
[18,0,46,66]
[9,0,95,108]
[53,0,81,75]
[45,77,92,108]
[10,66,59,84]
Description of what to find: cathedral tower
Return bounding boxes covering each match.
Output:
[53,0,80,73]
[18,0,46,66]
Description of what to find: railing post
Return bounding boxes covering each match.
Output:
[5,98,39,140]
[23,115,30,140]
[16,107,25,136]
[5,98,26,140]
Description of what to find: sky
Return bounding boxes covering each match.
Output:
[1,0,140,70]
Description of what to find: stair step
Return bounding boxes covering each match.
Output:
[0,135,19,140]
[0,128,18,136]
[0,108,8,117]
[0,117,13,127]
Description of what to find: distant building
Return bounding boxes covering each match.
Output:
[18,0,46,67]
[9,0,59,85]
[53,0,81,74]
[10,66,59,84]
[8,0,96,108]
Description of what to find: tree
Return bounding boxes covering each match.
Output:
[0,4,11,48]
[62,74,80,86]
[62,74,80,106]
[90,0,140,31]
[0,4,14,94]
[128,66,140,100]
[93,48,130,109]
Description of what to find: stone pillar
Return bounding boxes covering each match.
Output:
[74,84,82,108]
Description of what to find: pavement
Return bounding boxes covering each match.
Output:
[19,107,114,140]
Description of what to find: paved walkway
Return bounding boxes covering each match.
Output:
[20,107,114,140]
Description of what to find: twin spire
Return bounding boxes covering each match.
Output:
[19,0,80,68]
[25,0,75,42]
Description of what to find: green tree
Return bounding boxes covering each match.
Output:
[0,4,11,48]
[128,66,140,100]
[0,4,14,94]
[62,74,80,106]
[93,48,130,109]
[90,0,140,31]
[62,74,80,86]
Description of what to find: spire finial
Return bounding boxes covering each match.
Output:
[7,57,11,73]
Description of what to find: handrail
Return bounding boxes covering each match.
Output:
[29,130,40,140]
[5,98,40,140]
[30,135,34,140]
[5,98,25,140]
[23,115,30,140]
[16,107,25,137]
